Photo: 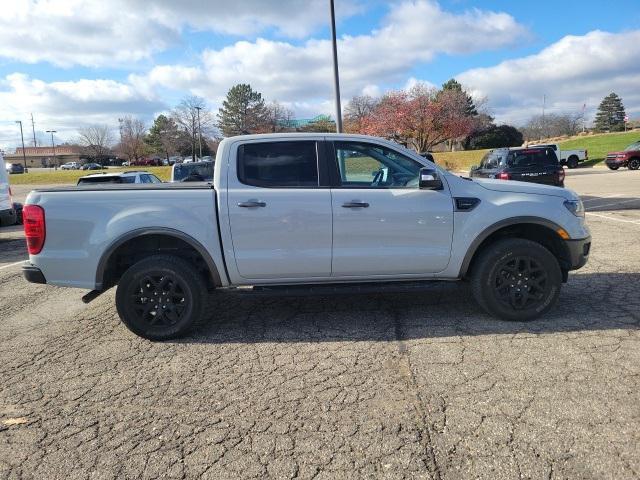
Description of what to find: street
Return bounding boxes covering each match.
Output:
[1,169,639,479]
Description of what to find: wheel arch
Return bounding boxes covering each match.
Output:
[460,217,572,280]
[96,227,224,290]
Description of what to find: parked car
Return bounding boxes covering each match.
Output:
[76,171,163,185]
[80,163,105,170]
[162,156,182,166]
[171,160,214,182]
[529,143,587,169]
[469,146,565,187]
[605,140,640,170]
[6,163,26,174]
[22,133,590,340]
[60,162,80,170]
[131,158,162,167]
[0,153,18,226]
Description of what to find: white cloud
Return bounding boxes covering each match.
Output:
[457,30,640,125]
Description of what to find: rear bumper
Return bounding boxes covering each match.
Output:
[22,263,47,284]
[565,237,591,270]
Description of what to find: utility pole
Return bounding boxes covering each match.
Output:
[15,121,27,169]
[541,94,546,140]
[195,106,203,159]
[46,130,57,167]
[30,113,37,147]
[329,0,343,133]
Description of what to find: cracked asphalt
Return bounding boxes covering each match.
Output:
[1,170,639,479]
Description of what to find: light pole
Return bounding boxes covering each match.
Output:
[15,121,27,169]
[195,106,203,159]
[329,0,343,133]
[46,130,57,167]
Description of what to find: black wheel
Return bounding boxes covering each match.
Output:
[471,239,562,321]
[607,164,620,170]
[628,158,640,170]
[115,255,207,340]
[567,156,579,169]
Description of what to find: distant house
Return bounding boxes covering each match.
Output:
[5,146,82,168]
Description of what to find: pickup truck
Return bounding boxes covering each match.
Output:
[529,143,587,169]
[22,133,591,340]
[605,140,640,170]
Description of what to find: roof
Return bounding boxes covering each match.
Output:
[82,171,147,178]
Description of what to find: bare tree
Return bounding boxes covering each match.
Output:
[172,95,215,160]
[77,125,114,162]
[117,116,147,162]
[344,95,378,133]
[264,101,294,132]
[521,112,584,141]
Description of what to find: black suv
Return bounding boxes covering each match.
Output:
[470,147,564,187]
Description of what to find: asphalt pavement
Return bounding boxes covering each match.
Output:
[1,168,638,479]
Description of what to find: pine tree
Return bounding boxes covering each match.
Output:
[217,84,268,137]
[594,93,626,132]
[441,78,477,116]
[145,114,181,161]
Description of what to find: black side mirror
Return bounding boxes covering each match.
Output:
[419,167,443,190]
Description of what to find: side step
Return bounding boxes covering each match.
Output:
[220,280,456,297]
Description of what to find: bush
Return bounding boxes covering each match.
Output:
[464,125,523,150]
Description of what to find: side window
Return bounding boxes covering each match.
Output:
[480,152,503,169]
[148,175,162,183]
[140,174,152,183]
[238,141,318,188]
[333,142,422,188]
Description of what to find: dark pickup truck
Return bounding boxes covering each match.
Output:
[470,147,564,187]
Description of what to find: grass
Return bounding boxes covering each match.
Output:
[432,150,488,172]
[8,166,172,185]
[558,131,639,166]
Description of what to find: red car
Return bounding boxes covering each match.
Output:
[130,157,162,167]
[605,140,640,170]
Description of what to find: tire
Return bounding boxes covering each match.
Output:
[628,158,640,170]
[567,156,579,169]
[115,254,207,340]
[607,164,620,170]
[471,238,562,322]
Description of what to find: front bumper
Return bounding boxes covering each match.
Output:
[605,158,625,166]
[22,263,47,284]
[564,237,591,270]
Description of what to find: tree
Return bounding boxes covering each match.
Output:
[264,101,294,133]
[172,95,215,160]
[464,124,523,150]
[344,95,378,133]
[217,84,268,136]
[145,115,181,161]
[299,116,336,133]
[441,79,477,117]
[521,112,584,140]
[594,93,626,132]
[77,125,114,163]
[117,116,148,162]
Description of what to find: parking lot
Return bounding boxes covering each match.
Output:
[1,169,638,479]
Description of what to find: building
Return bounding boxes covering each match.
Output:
[5,146,82,168]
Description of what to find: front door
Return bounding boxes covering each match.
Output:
[227,140,332,279]
[329,141,454,276]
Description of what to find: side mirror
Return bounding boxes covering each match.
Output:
[419,167,443,190]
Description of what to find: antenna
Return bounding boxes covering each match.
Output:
[31,113,37,147]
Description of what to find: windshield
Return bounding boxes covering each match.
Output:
[77,176,135,185]
[172,161,214,182]
[624,141,640,151]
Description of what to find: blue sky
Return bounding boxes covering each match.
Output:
[1,0,639,148]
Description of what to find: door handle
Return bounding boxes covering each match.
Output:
[237,201,266,208]
[342,201,369,208]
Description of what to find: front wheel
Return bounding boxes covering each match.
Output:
[607,164,620,170]
[628,158,640,170]
[471,239,562,321]
[567,156,579,169]
[115,255,207,340]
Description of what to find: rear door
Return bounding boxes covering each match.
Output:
[226,140,333,279]
[506,149,560,185]
[472,150,504,178]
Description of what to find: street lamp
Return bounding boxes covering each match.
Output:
[46,130,57,167]
[15,121,27,169]
[329,0,343,133]
[195,106,203,159]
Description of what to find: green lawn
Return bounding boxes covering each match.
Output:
[8,166,172,185]
[558,131,640,166]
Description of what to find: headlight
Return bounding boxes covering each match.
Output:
[564,199,585,217]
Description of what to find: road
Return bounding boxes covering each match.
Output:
[1,169,639,479]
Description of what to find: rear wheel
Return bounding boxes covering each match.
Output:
[567,156,579,169]
[607,164,620,170]
[471,238,562,321]
[628,158,640,170]
[115,255,207,340]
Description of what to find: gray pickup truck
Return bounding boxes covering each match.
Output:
[22,133,591,340]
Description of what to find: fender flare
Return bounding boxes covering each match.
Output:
[95,227,224,289]
[458,216,569,277]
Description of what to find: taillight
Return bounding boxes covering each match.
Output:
[23,205,46,255]
[497,172,510,180]
[585,150,588,159]
[558,169,565,182]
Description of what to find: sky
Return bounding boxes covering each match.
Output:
[0,0,639,150]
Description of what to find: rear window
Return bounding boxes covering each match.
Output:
[172,162,214,182]
[238,141,318,187]
[507,149,558,167]
[77,176,135,185]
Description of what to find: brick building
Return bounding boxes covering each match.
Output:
[5,146,82,168]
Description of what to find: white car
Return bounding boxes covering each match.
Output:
[76,171,163,185]
[60,162,80,170]
[0,153,17,226]
[529,144,588,169]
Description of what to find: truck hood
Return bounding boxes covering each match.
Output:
[472,178,575,200]
[607,151,631,156]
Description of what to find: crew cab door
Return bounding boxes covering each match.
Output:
[329,141,454,276]
[226,140,332,279]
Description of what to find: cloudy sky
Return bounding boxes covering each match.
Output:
[1,0,639,150]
